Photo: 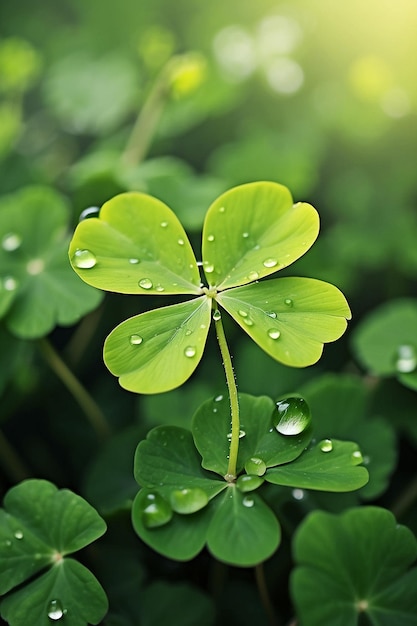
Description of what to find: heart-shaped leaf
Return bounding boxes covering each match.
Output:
[265,440,368,492]
[1,558,108,626]
[291,507,417,626]
[104,296,211,394]
[0,186,102,338]
[217,277,351,367]
[206,487,280,567]
[201,181,319,289]
[69,192,202,296]
[0,479,107,595]
[192,393,312,476]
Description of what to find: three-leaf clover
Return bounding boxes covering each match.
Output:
[69,181,351,393]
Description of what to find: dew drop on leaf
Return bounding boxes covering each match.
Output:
[2,232,22,251]
[155,284,165,292]
[160,221,168,228]
[245,457,267,476]
[138,278,153,289]
[204,263,214,273]
[319,438,333,453]
[238,309,248,318]
[213,310,221,321]
[395,344,417,373]
[273,397,311,436]
[79,206,99,221]
[178,238,184,246]
[169,487,209,514]
[72,249,97,269]
[268,329,281,340]
[236,474,264,492]
[129,334,143,345]
[141,493,173,528]
[129,258,140,264]
[242,496,255,508]
[184,346,196,358]
[242,232,249,238]
[284,298,293,307]
[227,430,246,440]
[248,271,259,281]
[263,258,278,268]
[352,450,363,462]
[214,394,224,402]
[219,206,226,213]
[242,318,254,326]
[207,234,215,242]
[266,311,277,318]
[47,599,64,621]
[14,530,23,539]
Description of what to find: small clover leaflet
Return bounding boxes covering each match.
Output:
[69,181,351,393]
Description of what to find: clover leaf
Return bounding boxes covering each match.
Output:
[0,479,108,626]
[0,186,102,338]
[69,181,351,393]
[291,507,417,626]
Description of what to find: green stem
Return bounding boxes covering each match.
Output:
[38,338,111,441]
[255,563,280,626]
[0,428,30,482]
[391,474,417,519]
[213,304,240,480]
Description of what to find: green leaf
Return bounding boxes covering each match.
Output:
[206,488,280,567]
[300,374,397,499]
[69,192,202,296]
[291,507,417,626]
[0,186,102,338]
[217,277,351,367]
[201,181,319,289]
[0,479,107,595]
[265,440,369,492]
[351,299,417,389]
[104,297,211,393]
[1,558,108,626]
[192,393,312,476]
[134,426,226,500]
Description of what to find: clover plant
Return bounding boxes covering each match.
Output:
[69,180,368,567]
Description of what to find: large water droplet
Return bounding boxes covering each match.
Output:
[268,329,281,340]
[204,263,214,273]
[72,249,97,269]
[213,310,221,321]
[214,394,224,402]
[263,258,278,268]
[169,488,208,514]
[14,530,23,540]
[236,474,264,492]
[242,496,255,508]
[284,298,293,307]
[155,284,165,292]
[130,334,143,345]
[3,276,18,291]
[79,206,99,221]
[47,599,64,621]
[352,450,363,462]
[184,346,196,358]
[141,493,173,528]
[395,344,417,373]
[248,271,259,281]
[243,318,254,326]
[266,311,277,319]
[238,309,248,318]
[245,457,266,476]
[207,234,215,242]
[139,278,153,289]
[319,438,333,453]
[2,232,21,251]
[273,397,311,436]
[129,258,140,264]
[177,238,184,246]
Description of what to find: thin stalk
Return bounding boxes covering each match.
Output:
[38,338,111,441]
[213,304,240,480]
[255,563,280,626]
[391,474,417,519]
[0,428,30,482]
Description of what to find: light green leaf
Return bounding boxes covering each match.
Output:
[206,488,280,567]
[291,507,417,626]
[104,297,211,393]
[69,192,202,296]
[265,440,368,492]
[1,558,108,626]
[217,277,351,367]
[0,480,106,595]
[201,181,319,289]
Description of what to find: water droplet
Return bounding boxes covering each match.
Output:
[184,346,196,358]
[129,258,140,264]
[169,488,208,514]
[248,271,259,281]
[130,334,143,345]
[204,263,214,273]
[141,492,173,528]
[160,221,168,228]
[47,599,64,621]
[200,323,207,329]
[266,311,277,319]
[197,260,204,267]
[213,310,221,321]
[242,318,254,326]
[185,329,193,336]
[245,457,267,476]
[273,397,312,436]
[227,430,246,440]
[242,232,249,238]
[219,206,226,213]
[224,473,235,482]
[139,278,153,289]
[263,258,278,268]
[72,249,97,269]
[319,439,333,453]
[214,394,224,402]
[292,488,305,501]
[3,276,18,291]
[4,540,12,547]
[79,206,99,221]
[237,474,264,492]
[242,496,255,508]
[178,238,184,246]
[207,234,215,242]
[284,298,293,307]
[2,232,21,251]
[155,284,165,292]
[352,450,363,462]
[268,329,281,340]
[14,530,23,540]
[238,309,248,318]
[395,344,417,373]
